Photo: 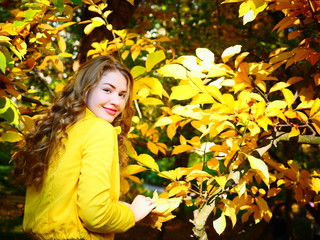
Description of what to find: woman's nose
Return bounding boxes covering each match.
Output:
[110,93,120,106]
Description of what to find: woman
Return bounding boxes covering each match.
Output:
[13,55,156,240]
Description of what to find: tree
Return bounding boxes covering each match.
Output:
[0,0,319,239]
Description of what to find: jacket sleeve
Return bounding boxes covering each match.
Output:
[77,119,135,234]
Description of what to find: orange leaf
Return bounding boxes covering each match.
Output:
[172,144,194,155]
[288,30,303,40]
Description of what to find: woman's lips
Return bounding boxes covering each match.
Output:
[103,107,117,115]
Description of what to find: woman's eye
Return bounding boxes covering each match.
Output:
[119,93,126,99]
[103,89,111,93]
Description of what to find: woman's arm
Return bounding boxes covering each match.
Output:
[77,119,135,233]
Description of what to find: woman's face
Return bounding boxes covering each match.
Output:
[87,70,128,123]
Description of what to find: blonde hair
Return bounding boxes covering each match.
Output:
[13,55,134,188]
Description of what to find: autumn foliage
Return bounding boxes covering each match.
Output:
[0,0,320,239]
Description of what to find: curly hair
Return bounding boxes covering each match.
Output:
[13,55,134,189]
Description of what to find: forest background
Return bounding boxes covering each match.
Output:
[0,0,319,239]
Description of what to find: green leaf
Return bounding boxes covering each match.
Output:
[0,97,20,125]
[0,131,22,142]
[12,21,27,27]
[0,36,11,42]
[1,47,14,70]
[131,66,146,79]
[0,97,10,114]
[146,50,165,72]
[0,51,6,73]
[52,0,64,12]
[72,0,82,4]
[25,9,41,21]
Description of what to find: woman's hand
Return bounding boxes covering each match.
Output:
[129,195,156,222]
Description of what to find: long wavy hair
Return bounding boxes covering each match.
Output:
[13,55,134,188]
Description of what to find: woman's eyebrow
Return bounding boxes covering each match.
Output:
[102,83,115,89]
[103,82,127,93]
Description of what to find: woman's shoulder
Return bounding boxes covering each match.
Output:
[74,112,116,134]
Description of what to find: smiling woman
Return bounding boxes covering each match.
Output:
[12,55,156,240]
[87,70,128,123]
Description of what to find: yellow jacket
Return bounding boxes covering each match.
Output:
[23,109,135,240]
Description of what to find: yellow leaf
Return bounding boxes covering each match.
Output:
[281,88,295,108]
[196,48,215,62]
[146,50,166,72]
[267,100,287,110]
[22,115,35,132]
[122,164,146,176]
[206,85,224,103]
[131,48,140,61]
[168,185,189,197]
[84,23,95,35]
[247,121,261,136]
[221,45,242,63]
[247,155,269,185]
[310,98,320,117]
[91,17,105,27]
[155,116,173,127]
[254,80,266,93]
[88,5,102,14]
[289,126,300,138]
[269,82,290,93]
[58,53,73,58]
[254,101,266,119]
[207,64,233,78]
[170,85,199,100]
[310,178,320,193]
[135,154,159,172]
[222,93,235,110]
[152,193,182,215]
[235,52,250,68]
[213,213,226,235]
[191,93,215,105]
[239,0,252,18]
[172,144,194,155]
[186,170,212,182]
[139,97,163,105]
[157,64,187,79]
[56,35,66,53]
[215,176,227,188]
[284,110,297,119]
[158,170,177,180]
[223,205,237,227]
